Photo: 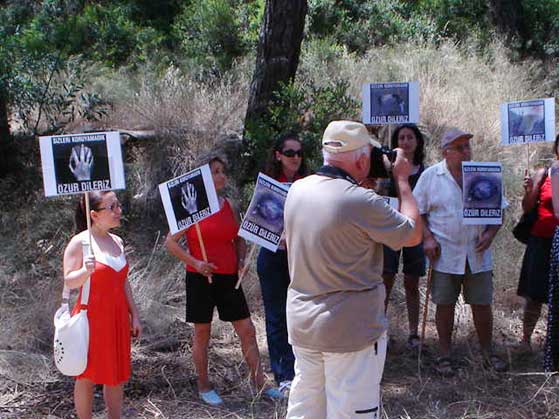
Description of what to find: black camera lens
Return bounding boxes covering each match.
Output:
[369,146,396,178]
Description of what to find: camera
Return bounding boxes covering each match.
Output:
[369,145,397,178]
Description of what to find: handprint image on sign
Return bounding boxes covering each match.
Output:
[159,164,220,234]
[39,132,125,197]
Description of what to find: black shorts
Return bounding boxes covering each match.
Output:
[186,272,251,323]
[383,243,426,276]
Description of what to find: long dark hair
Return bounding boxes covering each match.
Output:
[554,134,559,157]
[74,191,112,233]
[390,124,425,166]
[263,133,308,179]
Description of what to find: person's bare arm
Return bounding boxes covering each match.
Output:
[522,168,546,213]
[475,216,503,253]
[164,231,216,276]
[421,215,440,263]
[228,198,247,271]
[63,235,95,289]
[392,148,422,247]
[124,279,142,338]
[551,162,559,219]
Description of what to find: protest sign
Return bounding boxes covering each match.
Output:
[159,165,220,235]
[362,81,419,125]
[462,162,503,225]
[39,131,125,197]
[238,173,290,252]
[500,98,555,145]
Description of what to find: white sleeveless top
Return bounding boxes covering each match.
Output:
[90,234,127,272]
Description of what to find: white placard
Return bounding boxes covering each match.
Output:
[500,98,555,145]
[362,81,420,125]
[462,162,503,225]
[238,173,290,252]
[39,131,125,197]
[159,165,220,235]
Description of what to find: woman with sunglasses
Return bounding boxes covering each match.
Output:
[63,191,141,419]
[166,154,282,405]
[257,133,309,394]
[382,124,426,350]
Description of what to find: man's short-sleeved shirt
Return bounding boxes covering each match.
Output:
[284,173,415,353]
[413,159,507,275]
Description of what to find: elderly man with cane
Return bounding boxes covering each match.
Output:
[284,120,422,419]
[413,128,507,376]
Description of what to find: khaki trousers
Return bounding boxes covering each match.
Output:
[286,332,387,419]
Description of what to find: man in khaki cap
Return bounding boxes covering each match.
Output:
[284,120,422,418]
[413,127,507,376]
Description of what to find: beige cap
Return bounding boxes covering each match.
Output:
[322,120,381,153]
[440,128,473,149]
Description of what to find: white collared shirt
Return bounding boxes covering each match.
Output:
[413,159,508,275]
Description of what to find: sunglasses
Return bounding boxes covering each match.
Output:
[96,201,122,212]
[281,149,303,158]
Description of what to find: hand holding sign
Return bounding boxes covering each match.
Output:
[69,144,94,181]
[475,229,496,253]
[83,254,96,274]
[195,259,217,277]
[181,183,198,214]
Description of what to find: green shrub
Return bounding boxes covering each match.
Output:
[174,0,246,74]
[244,78,359,181]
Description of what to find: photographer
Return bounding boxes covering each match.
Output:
[284,120,421,418]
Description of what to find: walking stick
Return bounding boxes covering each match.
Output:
[418,264,433,369]
[195,223,212,284]
[235,244,258,289]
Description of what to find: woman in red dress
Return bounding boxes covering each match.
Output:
[166,155,281,405]
[63,191,141,419]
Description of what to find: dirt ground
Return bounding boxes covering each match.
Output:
[2,276,559,419]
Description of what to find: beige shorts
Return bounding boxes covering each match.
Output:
[431,267,493,305]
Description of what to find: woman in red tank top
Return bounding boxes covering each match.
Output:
[517,136,559,351]
[165,155,281,405]
[62,191,142,418]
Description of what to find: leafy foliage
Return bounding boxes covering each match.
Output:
[173,0,263,74]
[244,78,359,180]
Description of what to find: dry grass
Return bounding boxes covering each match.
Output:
[2,39,559,418]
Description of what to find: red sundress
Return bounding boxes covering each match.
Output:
[72,256,131,385]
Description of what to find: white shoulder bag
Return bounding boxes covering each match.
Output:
[53,240,91,376]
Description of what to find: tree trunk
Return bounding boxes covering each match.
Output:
[0,88,9,144]
[488,0,527,48]
[245,0,308,124]
[0,88,13,178]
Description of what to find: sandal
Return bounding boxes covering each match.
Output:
[483,353,508,372]
[434,356,454,376]
[407,334,421,349]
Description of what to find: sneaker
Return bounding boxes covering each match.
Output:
[199,389,224,406]
[264,387,287,400]
[279,380,292,394]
